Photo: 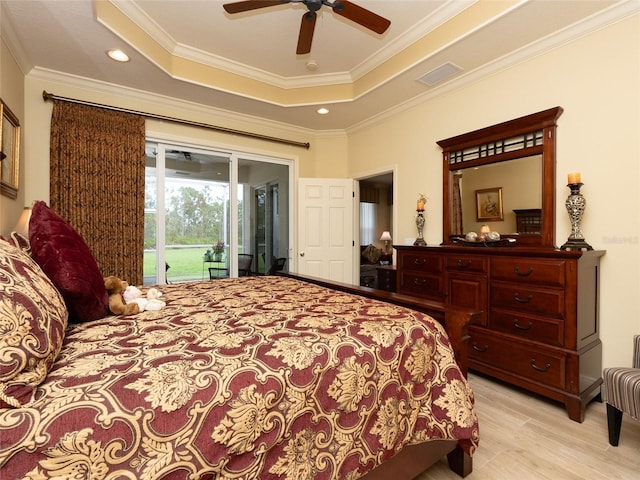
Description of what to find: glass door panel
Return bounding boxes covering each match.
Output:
[144,142,230,284]
[238,157,289,276]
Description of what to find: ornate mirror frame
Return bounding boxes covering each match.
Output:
[438,107,563,249]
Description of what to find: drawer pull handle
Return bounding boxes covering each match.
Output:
[413,258,426,265]
[514,293,533,303]
[472,342,488,352]
[514,266,534,276]
[513,319,533,330]
[412,278,426,286]
[456,259,472,268]
[530,359,551,372]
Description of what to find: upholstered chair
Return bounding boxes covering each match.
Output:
[267,257,287,275]
[602,335,640,446]
[238,254,254,276]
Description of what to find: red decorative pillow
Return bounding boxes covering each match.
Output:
[0,239,68,407]
[28,201,108,323]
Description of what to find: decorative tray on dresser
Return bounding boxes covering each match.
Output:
[395,245,604,423]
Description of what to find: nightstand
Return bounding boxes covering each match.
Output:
[376,265,396,292]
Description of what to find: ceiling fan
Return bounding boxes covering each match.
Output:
[223,0,391,54]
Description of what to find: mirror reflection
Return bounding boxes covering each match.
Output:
[440,107,562,248]
[453,155,542,236]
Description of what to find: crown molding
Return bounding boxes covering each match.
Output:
[350,0,476,81]
[26,67,323,138]
[108,0,476,90]
[1,2,33,76]
[348,0,640,134]
[109,0,354,89]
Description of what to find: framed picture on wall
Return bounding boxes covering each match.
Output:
[0,99,20,199]
[476,187,503,221]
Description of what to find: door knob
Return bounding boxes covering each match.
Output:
[299,251,305,257]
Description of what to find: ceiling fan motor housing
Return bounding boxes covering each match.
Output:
[304,0,344,12]
[224,0,389,54]
[306,0,322,12]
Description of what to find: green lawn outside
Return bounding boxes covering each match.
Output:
[144,246,264,283]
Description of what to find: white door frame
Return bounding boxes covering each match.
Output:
[352,165,398,279]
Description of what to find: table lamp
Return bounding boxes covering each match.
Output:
[380,231,392,255]
[14,206,32,237]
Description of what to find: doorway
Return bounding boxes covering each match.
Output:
[357,171,394,289]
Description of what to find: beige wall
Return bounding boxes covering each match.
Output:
[0,38,25,233]
[3,14,638,370]
[346,15,640,368]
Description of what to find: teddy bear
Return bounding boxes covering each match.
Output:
[123,285,166,312]
[104,276,140,316]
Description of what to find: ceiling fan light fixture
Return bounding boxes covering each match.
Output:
[317,107,329,115]
[107,49,130,62]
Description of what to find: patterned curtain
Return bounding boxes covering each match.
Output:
[452,172,463,236]
[49,101,145,285]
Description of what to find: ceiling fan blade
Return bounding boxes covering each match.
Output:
[296,11,317,55]
[332,0,390,34]
[223,1,289,14]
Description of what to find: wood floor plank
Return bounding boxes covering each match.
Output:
[417,373,640,480]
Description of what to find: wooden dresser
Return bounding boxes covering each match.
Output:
[395,245,604,422]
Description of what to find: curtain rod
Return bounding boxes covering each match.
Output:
[42,90,310,150]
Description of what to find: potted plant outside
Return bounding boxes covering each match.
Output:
[213,241,225,262]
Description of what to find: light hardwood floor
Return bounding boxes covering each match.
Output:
[418,373,640,480]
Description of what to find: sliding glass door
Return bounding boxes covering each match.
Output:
[238,157,289,275]
[144,141,292,284]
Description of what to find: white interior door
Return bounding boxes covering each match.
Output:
[297,178,354,284]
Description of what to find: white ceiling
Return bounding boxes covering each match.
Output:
[1,0,635,131]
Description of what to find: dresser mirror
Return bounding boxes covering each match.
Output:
[437,107,563,248]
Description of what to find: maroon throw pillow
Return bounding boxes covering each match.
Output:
[28,201,108,322]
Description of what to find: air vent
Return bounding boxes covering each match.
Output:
[417,62,462,86]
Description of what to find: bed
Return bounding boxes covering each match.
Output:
[0,204,479,480]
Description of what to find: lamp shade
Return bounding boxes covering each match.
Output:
[14,207,32,237]
[380,231,392,241]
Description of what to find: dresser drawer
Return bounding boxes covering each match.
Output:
[445,255,488,274]
[490,257,566,287]
[398,252,442,274]
[398,272,443,299]
[489,309,564,346]
[491,282,565,318]
[469,328,565,389]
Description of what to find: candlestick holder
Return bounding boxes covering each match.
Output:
[414,210,427,246]
[560,183,593,251]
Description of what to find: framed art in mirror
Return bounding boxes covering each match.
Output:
[0,99,20,199]
[476,187,503,221]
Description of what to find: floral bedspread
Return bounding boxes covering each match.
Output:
[0,276,478,479]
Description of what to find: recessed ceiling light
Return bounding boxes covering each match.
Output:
[306,60,319,71]
[107,49,130,62]
[317,107,329,115]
